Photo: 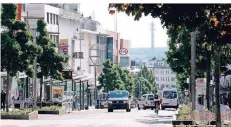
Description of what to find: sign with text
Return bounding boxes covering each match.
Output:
[60,71,72,79]
[59,39,69,55]
[119,48,128,55]
[196,78,206,95]
[107,37,113,62]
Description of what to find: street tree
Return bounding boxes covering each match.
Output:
[98,60,124,92]
[36,20,69,108]
[117,67,135,93]
[1,4,41,112]
[110,4,231,126]
[133,65,156,98]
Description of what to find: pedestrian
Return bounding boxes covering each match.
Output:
[1,90,6,111]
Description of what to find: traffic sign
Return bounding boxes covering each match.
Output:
[119,48,128,55]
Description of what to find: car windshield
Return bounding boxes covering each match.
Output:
[147,95,154,100]
[108,91,128,98]
[163,91,177,99]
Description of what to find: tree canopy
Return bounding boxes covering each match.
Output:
[133,65,156,98]
[1,4,41,112]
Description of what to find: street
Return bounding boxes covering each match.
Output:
[0,108,176,127]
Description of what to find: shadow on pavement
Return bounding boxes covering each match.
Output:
[136,119,173,125]
[143,114,173,119]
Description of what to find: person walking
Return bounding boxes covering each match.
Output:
[1,90,6,111]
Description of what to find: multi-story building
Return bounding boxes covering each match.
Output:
[146,59,177,95]
[106,31,121,64]
[24,4,106,103]
[120,39,131,68]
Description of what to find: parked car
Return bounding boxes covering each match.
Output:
[137,94,155,110]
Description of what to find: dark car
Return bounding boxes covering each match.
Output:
[107,90,131,112]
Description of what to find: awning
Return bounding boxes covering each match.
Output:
[0,72,27,78]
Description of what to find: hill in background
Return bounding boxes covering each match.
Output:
[130,47,168,60]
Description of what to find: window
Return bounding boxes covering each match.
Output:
[171,77,176,82]
[168,77,170,82]
[171,85,176,88]
[53,14,55,24]
[47,12,49,23]
[50,13,53,24]
[56,15,58,25]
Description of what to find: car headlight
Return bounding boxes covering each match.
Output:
[108,101,112,104]
[124,100,128,103]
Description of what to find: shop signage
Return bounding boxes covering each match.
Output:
[60,71,72,79]
[59,39,68,55]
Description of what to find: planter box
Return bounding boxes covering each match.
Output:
[1,111,38,120]
[38,108,65,115]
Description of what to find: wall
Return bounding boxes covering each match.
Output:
[59,16,79,70]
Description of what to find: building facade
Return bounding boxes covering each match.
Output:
[146,59,177,95]
[120,39,131,67]
[24,4,106,104]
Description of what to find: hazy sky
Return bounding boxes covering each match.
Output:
[80,2,168,48]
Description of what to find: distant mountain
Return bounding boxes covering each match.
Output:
[130,47,168,60]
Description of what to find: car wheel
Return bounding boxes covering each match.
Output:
[126,108,131,112]
[151,108,154,110]
[161,106,165,110]
[138,105,140,110]
[108,108,113,112]
[143,105,146,110]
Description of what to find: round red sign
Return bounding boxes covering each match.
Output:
[119,48,128,55]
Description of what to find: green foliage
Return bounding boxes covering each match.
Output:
[177,105,192,120]
[36,20,68,80]
[98,60,124,92]
[1,109,34,115]
[1,4,41,77]
[41,106,62,111]
[133,65,156,97]
[1,4,41,112]
[116,66,135,93]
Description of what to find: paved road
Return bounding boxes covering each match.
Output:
[1,108,176,127]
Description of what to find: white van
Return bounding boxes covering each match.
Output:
[161,88,179,110]
[137,94,155,110]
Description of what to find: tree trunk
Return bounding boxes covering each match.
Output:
[214,45,221,127]
[206,50,211,110]
[6,71,10,112]
[39,77,43,109]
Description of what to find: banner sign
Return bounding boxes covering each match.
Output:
[59,39,69,55]
[107,37,113,62]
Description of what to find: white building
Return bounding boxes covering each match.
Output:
[24,4,107,101]
[146,59,177,94]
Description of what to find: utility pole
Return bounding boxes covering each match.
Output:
[89,34,100,106]
[23,13,43,109]
[190,31,197,111]
[32,28,37,108]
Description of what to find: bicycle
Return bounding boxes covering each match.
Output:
[155,101,160,114]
